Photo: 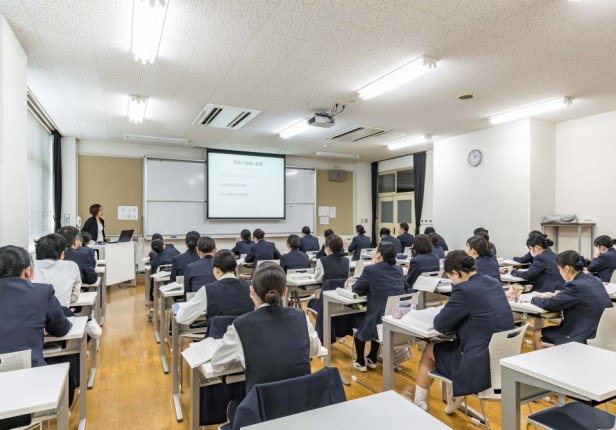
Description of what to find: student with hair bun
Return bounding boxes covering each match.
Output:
[513,230,545,264]
[244,229,281,263]
[348,224,371,261]
[405,234,440,289]
[211,262,320,391]
[231,229,254,257]
[380,227,402,253]
[428,233,446,259]
[474,228,497,261]
[466,235,500,281]
[531,250,613,349]
[424,227,448,251]
[280,234,310,272]
[587,235,616,282]
[413,251,514,413]
[511,233,563,293]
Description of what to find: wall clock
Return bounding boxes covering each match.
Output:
[468,149,482,166]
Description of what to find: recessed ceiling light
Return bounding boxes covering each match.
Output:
[487,97,572,125]
[387,135,432,151]
[231,144,282,154]
[278,119,310,139]
[123,134,187,144]
[315,151,360,159]
[458,93,474,100]
[131,0,169,65]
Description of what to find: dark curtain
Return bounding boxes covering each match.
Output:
[413,152,426,235]
[370,162,378,247]
[52,131,62,231]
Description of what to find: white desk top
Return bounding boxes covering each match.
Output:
[501,342,616,402]
[151,271,171,280]
[501,273,526,283]
[382,315,440,339]
[96,259,106,265]
[45,316,87,341]
[243,390,452,430]
[95,266,105,274]
[286,276,321,287]
[73,291,98,307]
[322,290,367,305]
[0,363,70,419]
[499,259,530,267]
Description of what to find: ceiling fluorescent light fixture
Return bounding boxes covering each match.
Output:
[123,134,188,144]
[131,0,169,64]
[356,56,438,100]
[128,94,148,123]
[315,151,360,159]
[488,97,572,125]
[278,119,310,139]
[231,144,282,154]
[387,135,433,151]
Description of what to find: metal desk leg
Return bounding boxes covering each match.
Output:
[160,294,169,373]
[501,366,521,430]
[78,332,87,430]
[382,322,394,391]
[417,291,426,310]
[189,366,199,430]
[172,317,183,421]
[322,295,332,366]
[88,320,98,388]
[100,272,107,326]
[57,372,69,430]
[153,280,160,343]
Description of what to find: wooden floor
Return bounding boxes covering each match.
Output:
[61,281,550,430]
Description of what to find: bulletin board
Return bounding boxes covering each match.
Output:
[316,170,353,235]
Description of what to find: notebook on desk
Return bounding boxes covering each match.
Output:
[105,229,134,244]
[413,276,452,292]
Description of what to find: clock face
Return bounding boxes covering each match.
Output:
[468,149,482,166]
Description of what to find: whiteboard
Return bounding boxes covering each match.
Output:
[144,158,316,237]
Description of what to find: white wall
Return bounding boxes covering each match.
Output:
[433,121,532,257]
[0,16,28,247]
[529,120,555,232]
[61,136,77,226]
[555,110,616,256]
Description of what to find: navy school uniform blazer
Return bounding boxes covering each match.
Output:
[299,234,319,253]
[397,232,414,250]
[487,246,498,262]
[513,252,534,264]
[437,235,449,252]
[511,249,564,293]
[280,249,310,272]
[588,248,616,283]
[170,248,200,282]
[244,240,281,263]
[475,255,501,281]
[531,272,613,344]
[406,252,441,290]
[183,255,216,296]
[432,245,446,260]
[433,273,515,396]
[0,278,72,367]
[78,246,97,268]
[347,234,372,261]
[232,240,255,257]
[148,244,180,262]
[352,262,409,341]
[380,235,402,253]
[64,247,97,285]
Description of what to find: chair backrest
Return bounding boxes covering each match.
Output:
[403,247,413,255]
[256,259,275,267]
[588,308,616,352]
[610,271,616,284]
[360,248,375,259]
[384,293,417,316]
[158,263,173,273]
[231,366,346,430]
[480,324,528,398]
[0,350,31,373]
[353,260,374,278]
[206,315,238,339]
[176,275,184,285]
[287,268,315,275]
[422,271,441,278]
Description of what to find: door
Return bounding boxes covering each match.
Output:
[378,193,414,236]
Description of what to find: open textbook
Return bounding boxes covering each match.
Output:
[413,276,452,292]
[159,282,183,293]
[400,305,444,332]
[181,337,221,368]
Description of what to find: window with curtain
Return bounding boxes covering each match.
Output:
[27,109,53,251]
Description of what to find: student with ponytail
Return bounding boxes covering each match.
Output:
[413,251,514,413]
[587,235,616,282]
[211,262,321,391]
[466,235,501,281]
[474,228,497,261]
[511,233,563,292]
[531,250,613,349]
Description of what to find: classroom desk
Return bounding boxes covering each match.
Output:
[144,263,151,306]
[499,259,530,267]
[501,342,616,430]
[285,275,321,307]
[158,285,183,373]
[0,363,70,430]
[243,390,452,430]
[150,271,171,343]
[500,272,527,284]
[321,290,366,366]
[541,221,595,254]
[73,291,100,388]
[90,241,136,286]
[44,316,88,430]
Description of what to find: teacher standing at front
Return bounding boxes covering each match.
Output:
[82,203,105,243]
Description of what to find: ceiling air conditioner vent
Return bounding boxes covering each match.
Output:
[325,125,390,142]
[193,104,261,129]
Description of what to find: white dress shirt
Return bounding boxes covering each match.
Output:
[176,273,237,325]
[313,258,325,283]
[33,259,81,307]
[211,303,321,372]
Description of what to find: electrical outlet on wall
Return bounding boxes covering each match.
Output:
[63,213,70,226]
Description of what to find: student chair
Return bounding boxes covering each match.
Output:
[403,246,413,255]
[359,248,376,260]
[527,401,616,430]
[428,324,529,430]
[224,366,347,430]
[286,268,317,308]
[419,271,447,308]
[610,271,616,284]
[0,350,43,430]
[587,308,616,352]
[353,260,373,279]
[350,294,418,393]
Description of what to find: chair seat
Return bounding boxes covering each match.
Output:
[527,401,616,430]
[428,369,452,384]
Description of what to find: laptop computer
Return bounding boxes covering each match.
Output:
[106,229,134,244]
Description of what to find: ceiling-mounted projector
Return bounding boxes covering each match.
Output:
[308,113,335,128]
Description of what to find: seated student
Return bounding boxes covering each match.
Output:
[78,232,97,268]
[170,231,201,282]
[531,250,613,349]
[428,233,446,259]
[474,228,497,261]
[587,235,616,282]
[512,230,544,264]
[148,237,182,315]
[397,222,415,251]
[466,235,501,281]
[280,234,310,273]
[380,227,402,253]
[0,245,73,430]
[211,262,321,392]
[183,236,217,297]
[349,242,409,371]
[176,250,254,325]
[511,233,563,293]
[231,229,254,257]
[348,224,372,261]
[315,229,334,259]
[424,226,448,251]
[299,226,320,253]
[405,234,440,289]
[33,233,81,307]
[57,226,97,285]
[413,251,515,412]
[244,229,281,263]
[148,233,180,261]
[314,234,350,283]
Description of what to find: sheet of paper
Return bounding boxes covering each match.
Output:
[400,305,444,331]
[118,205,139,220]
[159,282,183,293]
[329,206,336,218]
[318,206,330,216]
[413,276,441,292]
[320,216,329,225]
[181,337,220,368]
